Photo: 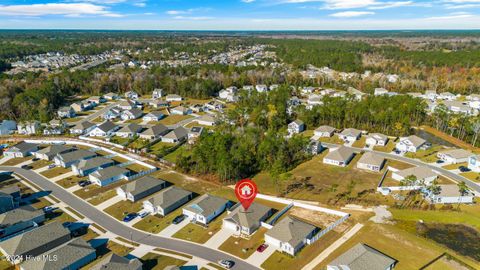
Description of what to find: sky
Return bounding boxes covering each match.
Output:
[1,0,480,30]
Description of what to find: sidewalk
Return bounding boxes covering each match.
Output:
[95,195,123,211]
[157,218,189,237]
[49,171,75,182]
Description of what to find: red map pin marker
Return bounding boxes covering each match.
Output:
[235,179,258,211]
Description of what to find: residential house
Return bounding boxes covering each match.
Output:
[88,121,119,137]
[264,216,318,256]
[88,96,106,105]
[72,156,115,176]
[34,145,75,161]
[323,146,355,167]
[125,91,139,100]
[149,100,170,109]
[20,238,96,270]
[366,133,389,147]
[223,203,273,236]
[162,127,188,144]
[196,115,216,126]
[3,142,38,158]
[70,102,85,113]
[116,123,143,138]
[314,125,335,138]
[443,100,477,115]
[0,120,16,135]
[396,135,428,153]
[118,100,137,110]
[104,92,120,100]
[301,86,315,95]
[307,140,323,155]
[183,194,229,225]
[54,149,97,168]
[439,92,457,101]
[424,90,438,100]
[139,124,169,141]
[0,186,20,214]
[357,152,386,172]
[0,206,45,239]
[89,166,130,187]
[120,108,143,121]
[468,155,480,172]
[57,106,76,118]
[392,166,438,185]
[70,121,96,135]
[425,184,474,204]
[374,88,389,96]
[17,121,40,135]
[143,111,164,122]
[103,107,123,120]
[338,128,362,143]
[288,120,305,135]
[219,87,238,102]
[90,253,142,270]
[188,126,204,144]
[170,106,192,115]
[327,243,397,270]
[204,101,225,112]
[152,89,163,99]
[43,119,66,135]
[437,149,472,164]
[0,222,71,263]
[116,176,166,202]
[143,186,193,216]
[255,85,268,93]
[166,94,183,102]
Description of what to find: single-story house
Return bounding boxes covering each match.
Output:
[90,253,142,270]
[425,184,475,204]
[0,189,17,215]
[120,108,143,121]
[72,156,115,176]
[103,108,122,121]
[366,133,389,147]
[116,176,167,202]
[34,145,76,161]
[170,106,192,115]
[3,142,38,158]
[104,92,120,100]
[392,166,438,185]
[70,102,85,113]
[327,243,397,270]
[88,121,119,137]
[20,237,96,270]
[323,146,355,167]
[162,127,188,144]
[288,120,305,135]
[165,94,183,102]
[183,194,229,225]
[0,120,16,136]
[118,100,137,110]
[139,124,169,141]
[57,106,76,118]
[89,166,130,187]
[223,203,273,236]
[143,186,193,216]
[125,91,139,100]
[468,155,480,172]
[437,149,472,164]
[196,115,216,126]
[116,123,143,138]
[0,222,71,263]
[149,100,170,109]
[396,135,427,153]
[54,149,97,168]
[356,152,386,172]
[88,96,106,105]
[314,125,335,138]
[70,121,96,135]
[0,206,45,239]
[143,111,164,122]
[265,216,318,256]
[338,128,362,142]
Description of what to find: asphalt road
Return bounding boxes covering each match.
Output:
[323,143,480,193]
[72,102,119,125]
[0,166,259,270]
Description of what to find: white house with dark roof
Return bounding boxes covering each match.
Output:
[69,121,96,135]
[437,149,472,164]
[139,124,169,141]
[34,145,75,161]
[288,120,305,135]
[143,186,193,216]
[89,166,130,187]
[162,127,188,144]
[323,146,355,167]
[327,243,397,270]
[3,142,38,158]
[357,152,385,172]
[182,194,230,225]
[116,176,166,202]
[120,108,143,121]
[88,121,119,137]
[338,128,362,142]
[223,203,273,236]
[54,149,97,168]
[116,123,143,138]
[143,111,164,122]
[72,156,115,176]
[392,166,438,185]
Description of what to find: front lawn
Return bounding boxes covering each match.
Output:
[405,145,445,163]
[88,189,117,206]
[104,200,143,221]
[373,140,397,153]
[40,167,71,178]
[74,180,127,200]
[442,162,468,171]
[172,213,227,244]
[29,160,53,170]
[460,172,480,182]
[318,135,344,144]
[56,175,86,189]
[219,227,267,259]
[1,156,32,166]
[141,253,187,270]
[159,115,193,125]
[162,145,191,163]
[133,208,183,234]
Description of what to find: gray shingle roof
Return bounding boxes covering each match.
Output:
[147,186,192,209]
[265,216,317,247]
[164,127,188,140]
[184,194,228,217]
[224,203,272,231]
[315,125,335,133]
[328,243,397,270]
[357,152,385,167]
[340,128,362,137]
[6,142,37,153]
[72,121,96,131]
[140,124,168,137]
[90,253,142,270]
[36,145,75,159]
[97,121,118,133]
[0,205,44,228]
[395,166,437,180]
[90,166,129,181]
[119,176,166,197]
[117,123,143,134]
[324,146,355,162]
[77,156,114,171]
[439,149,472,159]
[402,135,426,148]
[57,149,97,164]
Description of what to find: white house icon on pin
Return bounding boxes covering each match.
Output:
[241,185,252,197]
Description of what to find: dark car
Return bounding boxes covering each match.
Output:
[32,158,40,162]
[172,214,186,225]
[459,166,471,172]
[21,165,32,170]
[78,180,92,187]
[257,243,268,253]
[436,160,444,164]
[218,260,235,269]
[123,213,137,222]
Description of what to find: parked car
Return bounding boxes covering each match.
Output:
[256,243,268,252]
[48,164,56,169]
[459,166,471,172]
[172,214,186,225]
[123,213,137,222]
[436,160,444,164]
[32,158,40,162]
[21,165,32,169]
[43,206,55,212]
[138,210,150,218]
[78,180,91,187]
[218,260,235,269]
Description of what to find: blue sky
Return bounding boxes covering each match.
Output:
[1,0,480,30]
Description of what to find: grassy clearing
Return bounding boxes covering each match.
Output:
[391,207,480,230]
[374,140,397,153]
[405,145,445,163]
[162,145,191,163]
[40,166,71,178]
[442,162,468,170]
[56,175,86,189]
[149,141,176,156]
[159,115,193,125]
[29,160,52,170]
[104,200,143,221]
[150,170,221,195]
[74,180,127,200]
[133,208,183,234]
[420,125,480,152]
[352,137,366,148]
[460,172,480,182]
[88,189,117,206]
[141,253,187,270]
[173,213,227,244]
[219,228,267,259]
[1,156,32,166]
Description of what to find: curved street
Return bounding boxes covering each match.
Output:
[0,166,260,270]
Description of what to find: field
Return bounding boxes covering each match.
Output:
[74,180,127,200]
[373,140,397,153]
[162,144,191,163]
[443,162,468,170]
[420,126,480,152]
[88,189,117,205]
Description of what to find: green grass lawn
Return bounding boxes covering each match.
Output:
[373,140,397,153]
[391,207,480,230]
[318,135,344,144]
[173,212,227,244]
[150,170,221,195]
[74,180,127,200]
[88,189,117,206]
[128,138,150,150]
[352,137,367,148]
[110,136,132,146]
[56,175,86,189]
[159,115,193,125]
[442,162,468,170]
[149,141,176,156]
[405,145,445,163]
[40,166,71,178]
[29,160,53,170]
[460,172,480,182]
[133,208,183,234]
[219,227,267,259]
[104,200,143,220]
[141,253,187,270]
[1,156,32,166]
[162,145,191,163]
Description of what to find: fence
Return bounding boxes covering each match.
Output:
[306,214,350,245]
[268,203,294,225]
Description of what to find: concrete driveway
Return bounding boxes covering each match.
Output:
[50,171,76,182]
[95,195,123,211]
[245,244,276,267]
[158,218,190,237]
[203,227,234,249]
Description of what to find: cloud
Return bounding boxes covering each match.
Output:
[242,0,256,2]
[330,11,375,17]
[368,1,413,9]
[173,16,214,20]
[426,11,474,19]
[0,3,121,17]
